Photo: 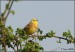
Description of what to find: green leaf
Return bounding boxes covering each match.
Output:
[8,26,13,33]
[38,36,43,41]
[46,32,52,38]
[10,10,15,15]
[6,3,9,9]
[68,30,71,35]
[37,28,40,32]
[62,32,68,37]
[1,13,4,17]
[50,30,55,37]
[39,47,44,51]
[40,30,43,34]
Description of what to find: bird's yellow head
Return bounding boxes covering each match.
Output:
[30,18,38,28]
[30,18,38,24]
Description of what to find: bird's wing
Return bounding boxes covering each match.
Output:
[23,22,32,31]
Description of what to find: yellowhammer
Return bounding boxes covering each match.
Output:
[23,18,38,35]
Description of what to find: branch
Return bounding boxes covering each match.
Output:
[2,0,11,17]
[1,28,7,52]
[27,35,75,44]
[54,36,72,43]
[5,0,14,22]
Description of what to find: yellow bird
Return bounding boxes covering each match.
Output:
[23,18,38,35]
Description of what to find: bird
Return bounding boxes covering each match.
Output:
[23,18,38,35]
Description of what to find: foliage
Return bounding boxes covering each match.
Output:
[21,40,43,52]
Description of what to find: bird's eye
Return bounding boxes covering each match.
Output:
[33,20,35,21]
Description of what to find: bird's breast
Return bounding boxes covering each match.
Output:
[26,23,38,35]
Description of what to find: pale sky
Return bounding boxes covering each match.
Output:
[1,1,74,51]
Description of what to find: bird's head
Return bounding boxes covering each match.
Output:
[30,18,38,24]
